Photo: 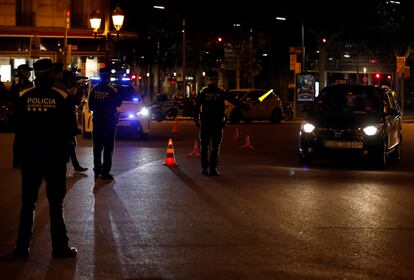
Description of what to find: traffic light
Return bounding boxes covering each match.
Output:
[217,37,223,43]
[373,73,392,86]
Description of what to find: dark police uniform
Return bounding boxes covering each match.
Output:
[53,65,88,172]
[11,64,33,168]
[88,68,122,179]
[194,71,247,175]
[14,59,78,258]
[11,64,33,101]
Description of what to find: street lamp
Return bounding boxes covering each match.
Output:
[89,6,124,39]
[89,10,102,35]
[111,6,124,39]
[89,6,124,66]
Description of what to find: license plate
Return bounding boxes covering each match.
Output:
[117,121,131,127]
[324,140,363,149]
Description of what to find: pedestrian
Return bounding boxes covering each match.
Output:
[11,64,33,169]
[13,58,78,258]
[53,63,88,172]
[194,70,249,176]
[88,67,122,180]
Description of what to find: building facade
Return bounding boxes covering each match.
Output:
[0,0,135,83]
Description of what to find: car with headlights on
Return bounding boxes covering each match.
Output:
[82,82,150,139]
[299,84,402,167]
[224,88,283,123]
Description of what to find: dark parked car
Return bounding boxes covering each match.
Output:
[299,84,402,167]
[225,88,283,123]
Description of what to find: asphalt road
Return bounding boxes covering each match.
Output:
[1,120,414,279]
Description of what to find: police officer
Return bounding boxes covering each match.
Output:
[11,64,33,168]
[11,64,33,96]
[13,58,78,258]
[88,67,122,180]
[194,70,249,176]
[53,63,88,172]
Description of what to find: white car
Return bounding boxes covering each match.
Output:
[225,88,283,123]
[82,82,150,139]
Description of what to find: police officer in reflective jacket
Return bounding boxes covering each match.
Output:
[88,67,122,180]
[194,70,249,176]
[13,58,78,258]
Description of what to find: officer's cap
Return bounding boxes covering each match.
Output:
[206,70,218,79]
[17,64,33,72]
[33,59,53,75]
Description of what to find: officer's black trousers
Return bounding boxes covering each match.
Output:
[17,159,69,251]
[69,136,81,169]
[92,118,116,175]
[199,124,223,171]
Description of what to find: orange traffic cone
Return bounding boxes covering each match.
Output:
[172,118,179,133]
[232,128,239,141]
[240,135,254,150]
[163,138,178,166]
[186,140,200,157]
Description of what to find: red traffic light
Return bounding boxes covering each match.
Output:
[375,73,380,79]
[217,37,223,42]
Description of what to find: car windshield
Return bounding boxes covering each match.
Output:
[314,87,381,115]
[116,85,142,102]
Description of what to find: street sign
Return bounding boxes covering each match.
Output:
[296,73,315,102]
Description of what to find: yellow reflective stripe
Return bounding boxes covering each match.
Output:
[258,89,273,102]
[19,86,34,97]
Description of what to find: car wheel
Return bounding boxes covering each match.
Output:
[270,108,282,124]
[229,109,242,124]
[164,108,178,120]
[282,110,294,121]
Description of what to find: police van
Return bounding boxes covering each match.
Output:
[81,77,150,139]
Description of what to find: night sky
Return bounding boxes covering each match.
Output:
[112,0,413,62]
[115,0,411,32]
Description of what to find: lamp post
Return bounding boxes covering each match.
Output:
[89,5,124,66]
[89,10,102,36]
[182,18,186,97]
[111,6,124,40]
[275,16,305,118]
[301,21,305,72]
